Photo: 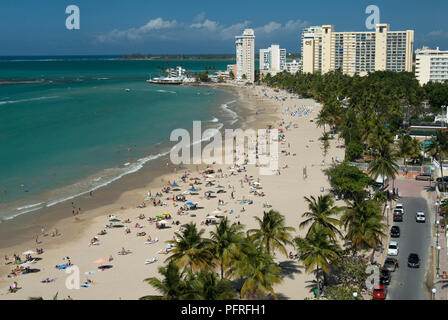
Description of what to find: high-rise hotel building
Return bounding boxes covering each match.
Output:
[302,24,414,76]
[235,29,255,83]
[415,47,448,85]
[259,44,287,75]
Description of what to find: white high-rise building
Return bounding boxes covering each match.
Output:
[415,47,448,85]
[259,44,287,75]
[302,24,414,76]
[235,29,255,83]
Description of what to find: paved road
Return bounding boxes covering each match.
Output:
[387,197,432,300]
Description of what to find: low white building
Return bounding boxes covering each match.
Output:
[286,60,300,74]
[416,46,448,85]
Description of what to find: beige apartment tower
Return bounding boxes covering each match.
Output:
[235,29,255,83]
[302,24,414,76]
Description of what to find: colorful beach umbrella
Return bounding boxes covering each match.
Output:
[188,187,198,192]
[162,212,170,216]
[186,202,196,206]
[171,183,180,187]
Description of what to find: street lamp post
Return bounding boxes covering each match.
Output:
[432,288,437,300]
[352,292,358,300]
[437,245,441,278]
[436,220,440,247]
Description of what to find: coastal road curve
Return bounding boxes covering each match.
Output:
[386,197,431,300]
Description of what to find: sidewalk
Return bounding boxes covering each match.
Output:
[433,191,448,300]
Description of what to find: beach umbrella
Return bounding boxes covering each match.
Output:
[162,212,171,216]
[207,216,217,220]
[206,175,214,178]
[109,218,120,222]
[216,185,224,188]
[156,215,164,219]
[212,209,222,214]
[19,261,35,268]
[171,183,180,187]
[94,258,108,264]
[205,190,215,194]
[159,220,168,224]
[23,250,36,255]
[191,177,200,181]
[186,202,196,206]
[188,187,198,192]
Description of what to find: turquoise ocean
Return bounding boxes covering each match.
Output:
[0,57,238,223]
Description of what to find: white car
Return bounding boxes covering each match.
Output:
[416,211,426,223]
[388,241,399,256]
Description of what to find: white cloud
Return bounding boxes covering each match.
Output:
[220,21,251,40]
[190,19,219,32]
[95,15,309,47]
[256,21,282,34]
[427,30,448,38]
[97,17,177,42]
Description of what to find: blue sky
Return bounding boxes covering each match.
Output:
[0,0,446,55]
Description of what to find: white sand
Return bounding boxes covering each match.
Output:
[0,85,344,300]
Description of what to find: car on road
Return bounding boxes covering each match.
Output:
[393,211,403,222]
[415,174,433,181]
[372,285,387,300]
[390,226,400,238]
[380,269,391,285]
[415,211,426,223]
[395,203,404,211]
[387,241,399,256]
[383,257,399,272]
[408,253,420,268]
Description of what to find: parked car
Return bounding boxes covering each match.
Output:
[380,269,391,285]
[383,257,399,272]
[415,174,433,181]
[416,211,426,223]
[372,285,387,300]
[390,226,400,238]
[408,253,420,268]
[393,211,403,222]
[387,241,399,256]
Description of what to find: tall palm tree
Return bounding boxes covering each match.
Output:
[166,222,214,272]
[396,134,414,171]
[140,262,189,300]
[295,227,341,299]
[185,270,237,300]
[368,142,399,192]
[235,241,283,300]
[341,193,387,254]
[209,217,245,279]
[428,130,448,191]
[300,195,342,241]
[247,210,295,257]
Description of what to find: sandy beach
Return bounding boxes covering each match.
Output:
[0,84,345,300]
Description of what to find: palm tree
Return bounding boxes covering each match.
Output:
[368,142,399,192]
[166,222,214,272]
[235,242,283,300]
[247,210,295,257]
[396,134,414,171]
[209,217,245,279]
[428,130,448,191]
[295,227,341,299]
[185,270,237,300]
[341,193,387,254]
[300,195,342,241]
[140,261,189,300]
